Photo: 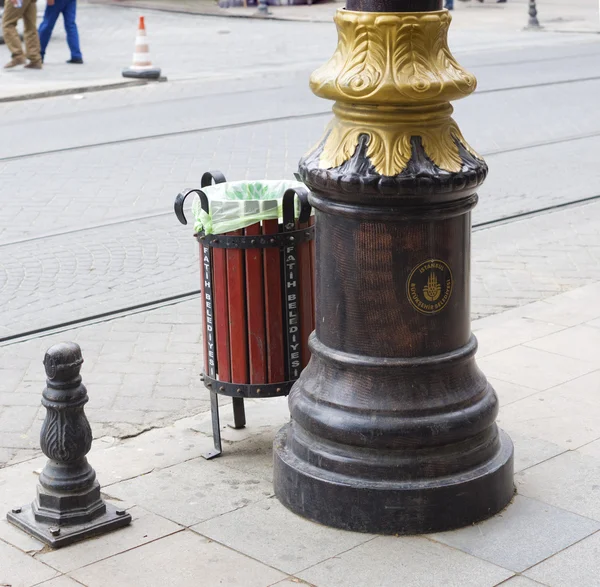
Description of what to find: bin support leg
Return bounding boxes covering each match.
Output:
[230,397,246,429]
[203,390,222,460]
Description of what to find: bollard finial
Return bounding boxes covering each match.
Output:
[7,343,132,548]
[43,341,83,382]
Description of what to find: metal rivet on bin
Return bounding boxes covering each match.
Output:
[276,388,282,393]
[237,388,242,394]
[250,239,256,245]
[269,238,276,244]
[257,388,262,394]
[219,386,225,392]
[11,507,21,514]
[116,510,127,516]
[49,527,60,537]
[289,236,295,242]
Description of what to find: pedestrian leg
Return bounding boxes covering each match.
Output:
[2,2,26,65]
[22,0,42,66]
[38,2,60,61]
[62,0,82,61]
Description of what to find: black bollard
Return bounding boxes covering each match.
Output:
[7,342,132,548]
[528,0,540,28]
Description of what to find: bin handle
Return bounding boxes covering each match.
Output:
[201,170,227,188]
[174,188,209,226]
[174,171,226,226]
[282,187,311,231]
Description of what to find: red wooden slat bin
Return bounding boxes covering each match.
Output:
[174,172,315,459]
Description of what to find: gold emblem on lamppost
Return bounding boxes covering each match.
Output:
[407,260,453,315]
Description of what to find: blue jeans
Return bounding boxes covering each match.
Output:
[38,0,82,60]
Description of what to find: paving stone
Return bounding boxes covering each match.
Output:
[506,429,565,474]
[525,530,600,587]
[0,456,47,514]
[497,578,549,587]
[0,430,41,451]
[104,457,273,526]
[0,540,58,587]
[297,535,514,587]
[190,396,290,443]
[36,576,85,587]
[119,373,159,396]
[516,451,600,522]
[112,396,187,413]
[192,496,374,575]
[489,378,540,408]
[90,425,211,486]
[478,346,597,391]
[0,519,45,554]
[473,317,566,358]
[6,449,42,467]
[152,384,202,400]
[0,369,25,392]
[512,284,600,327]
[524,324,600,363]
[498,370,600,450]
[38,506,182,573]
[0,392,44,408]
[587,317,600,329]
[0,406,37,433]
[69,529,287,587]
[219,430,279,483]
[430,495,600,573]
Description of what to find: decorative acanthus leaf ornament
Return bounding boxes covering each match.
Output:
[309,9,483,177]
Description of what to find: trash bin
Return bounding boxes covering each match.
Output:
[174,171,315,459]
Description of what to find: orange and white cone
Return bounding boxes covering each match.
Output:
[122,16,162,80]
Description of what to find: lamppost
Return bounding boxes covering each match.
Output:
[528,0,540,28]
[273,0,514,534]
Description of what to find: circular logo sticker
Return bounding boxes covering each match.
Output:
[407,259,453,315]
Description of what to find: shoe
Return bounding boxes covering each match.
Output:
[24,61,42,69]
[4,56,26,69]
[66,58,83,64]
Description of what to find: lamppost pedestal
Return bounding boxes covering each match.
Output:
[273,0,514,535]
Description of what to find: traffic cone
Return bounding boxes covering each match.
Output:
[122,16,162,80]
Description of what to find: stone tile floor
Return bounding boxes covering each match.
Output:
[2,281,600,586]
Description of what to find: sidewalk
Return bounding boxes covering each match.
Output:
[91,0,600,32]
[2,281,600,586]
[0,0,597,102]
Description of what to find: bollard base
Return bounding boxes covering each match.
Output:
[274,425,514,535]
[122,67,162,80]
[7,501,132,549]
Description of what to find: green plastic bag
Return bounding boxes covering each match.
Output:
[191,180,306,235]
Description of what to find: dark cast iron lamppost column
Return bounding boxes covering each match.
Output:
[273,0,514,534]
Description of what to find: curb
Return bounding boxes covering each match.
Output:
[0,79,149,103]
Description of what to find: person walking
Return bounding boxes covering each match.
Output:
[1,0,42,69]
[38,0,83,64]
